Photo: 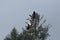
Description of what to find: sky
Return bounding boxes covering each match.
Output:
[0,0,60,40]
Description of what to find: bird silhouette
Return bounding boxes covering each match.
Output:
[27,24,30,30]
[32,11,36,19]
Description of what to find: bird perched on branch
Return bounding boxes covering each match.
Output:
[26,11,36,30]
[27,24,31,30]
[32,11,36,19]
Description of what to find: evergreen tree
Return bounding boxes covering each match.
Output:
[4,27,18,40]
[18,11,50,40]
[4,11,50,40]
[4,35,11,40]
[11,27,18,40]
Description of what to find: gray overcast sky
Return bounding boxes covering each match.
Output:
[0,0,60,40]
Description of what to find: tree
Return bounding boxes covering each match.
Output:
[4,35,11,40]
[18,11,50,40]
[4,27,18,40]
[4,11,50,40]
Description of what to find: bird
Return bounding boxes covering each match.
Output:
[32,11,36,19]
[27,24,30,30]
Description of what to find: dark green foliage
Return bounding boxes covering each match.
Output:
[4,11,50,40]
[17,34,22,40]
[18,11,50,40]
[4,36,11,40]
[4,27,18,40]
[11,27,17,40]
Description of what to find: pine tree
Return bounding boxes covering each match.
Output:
[18,11,50,40]
[4,27,18,40]
[4,35,11,40]
[11,27,18,40]
[4,11,50,40]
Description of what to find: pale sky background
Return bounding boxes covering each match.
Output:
[0,0,60,40]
